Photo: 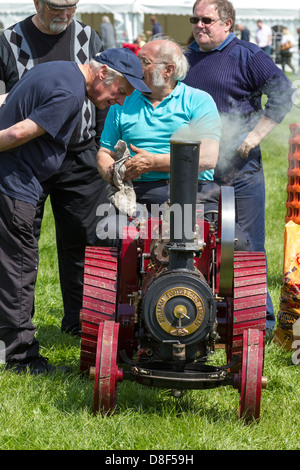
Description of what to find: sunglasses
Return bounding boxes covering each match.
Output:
[189,16,220,26]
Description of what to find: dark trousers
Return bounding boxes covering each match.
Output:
[215,146,275,329]
[33,146,108,334]
[281,51,295,73]
[0,192,40,362]
[133,179,220,213]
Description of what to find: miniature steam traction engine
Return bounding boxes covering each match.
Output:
[80,140,267,420]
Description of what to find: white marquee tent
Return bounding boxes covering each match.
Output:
[0,0,299,54]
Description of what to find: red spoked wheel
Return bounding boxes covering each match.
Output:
[227,251,267,369]
[93,320,123,415]
[237,329,265,421]
[80,246,118,373]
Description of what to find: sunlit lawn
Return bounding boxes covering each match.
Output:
[0,85,299,450]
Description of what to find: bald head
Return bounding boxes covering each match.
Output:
[140,38,189,81]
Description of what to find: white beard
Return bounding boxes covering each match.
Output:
[152,65,165,87]
[38,7,69,34]
[49,19,69,33]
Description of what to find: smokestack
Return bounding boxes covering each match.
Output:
[168,139,200,271]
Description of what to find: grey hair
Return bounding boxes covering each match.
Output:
[90,59,123,85]
[148,36,190,81]
[102,15,111,23]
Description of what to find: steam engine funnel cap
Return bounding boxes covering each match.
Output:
[169,139,201,145]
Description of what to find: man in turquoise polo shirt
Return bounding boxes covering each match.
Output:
[97,38,221,222]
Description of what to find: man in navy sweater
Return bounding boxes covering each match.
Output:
[183,0,294,334]
[0,49,150,375]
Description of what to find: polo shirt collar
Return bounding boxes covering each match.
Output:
[189,32,236,52]
[141,81,183,102]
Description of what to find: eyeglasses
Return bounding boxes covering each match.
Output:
[190,16,220,26]
[44,3,77,14]
[139,57,168,66]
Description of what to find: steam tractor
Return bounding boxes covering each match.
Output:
[79,140,267,420]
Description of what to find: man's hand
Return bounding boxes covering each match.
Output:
[123,144,154,181]
[237,130,262,159]
[237,116,278,159]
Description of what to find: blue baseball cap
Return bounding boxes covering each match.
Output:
[94,48,151,94]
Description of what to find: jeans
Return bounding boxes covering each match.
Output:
[261,45,272,56]
[215,146,275,330]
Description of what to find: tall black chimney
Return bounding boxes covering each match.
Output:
[168,140,201,272]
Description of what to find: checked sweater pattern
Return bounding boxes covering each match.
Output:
[0,16,103,149]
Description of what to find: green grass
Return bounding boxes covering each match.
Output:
[0,98,300,451]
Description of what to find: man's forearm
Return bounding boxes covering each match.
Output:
[97,139,220,183]
[123,148,170,181]
[199,138,219,171]
[97,148,116,184]
[251,116,278,141]
[0,119,45,152]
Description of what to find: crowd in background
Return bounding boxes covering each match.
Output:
[102,15,299,75]
[234,20,299,74]
[1,13,299,73]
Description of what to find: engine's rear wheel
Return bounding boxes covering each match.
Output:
[80,246,118,373]
[227,251,267,369]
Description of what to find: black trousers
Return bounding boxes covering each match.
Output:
[280,51,295,73]
[133,179,220,213]
[0,192,40,362]
[33,146,108,334]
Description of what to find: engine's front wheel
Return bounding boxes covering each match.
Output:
[236,329,266,421]
[93,320,123,414]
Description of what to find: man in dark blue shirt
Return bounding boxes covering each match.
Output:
[147,16,163,37]
[236,23,250,42]
[0,0,105,338]
[0,48,150,374]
